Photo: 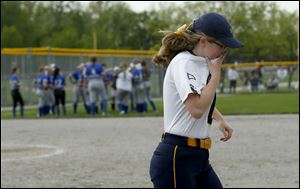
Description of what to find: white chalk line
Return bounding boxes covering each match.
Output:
[1,144,64,162]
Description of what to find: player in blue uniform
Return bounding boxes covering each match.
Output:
[141,60,157,112]
[9,67,24,118]
[48,66,56,115]
[53,67,66,116]
[102,64,116,112]
[69,63,90,114]
[33,67,45,117]
[84,57,108,116]
[42,66,53,116]
[132,62,146,113]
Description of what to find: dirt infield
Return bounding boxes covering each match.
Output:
[1,114,299,188]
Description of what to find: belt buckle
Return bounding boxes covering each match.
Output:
[200,139,211,149]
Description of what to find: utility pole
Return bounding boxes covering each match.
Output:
[93,31,97,49]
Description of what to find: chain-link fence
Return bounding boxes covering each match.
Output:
[1,48,299,107]
[1,48,165,107]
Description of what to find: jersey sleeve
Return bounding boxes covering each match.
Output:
[172,60,208,103]
[71,71,77,79]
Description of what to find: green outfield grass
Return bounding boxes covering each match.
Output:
[216,91,299,115]
[1,91,298,119]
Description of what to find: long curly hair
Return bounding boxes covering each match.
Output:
[152,25,202,69]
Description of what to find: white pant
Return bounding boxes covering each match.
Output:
[88,79,107,103]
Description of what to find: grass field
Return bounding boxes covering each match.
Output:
[1,91,298,119]
[216,91,299,114]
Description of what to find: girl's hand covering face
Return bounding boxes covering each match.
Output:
[207,52,226,65]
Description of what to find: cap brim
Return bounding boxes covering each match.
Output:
[219,37,244,48]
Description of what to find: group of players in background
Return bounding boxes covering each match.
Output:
[9,57,157,118]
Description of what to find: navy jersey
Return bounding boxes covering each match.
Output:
[9,74,20,90]
[85,63,103,80]
[53,75,65,90]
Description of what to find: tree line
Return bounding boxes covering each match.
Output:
[1,1,299,62]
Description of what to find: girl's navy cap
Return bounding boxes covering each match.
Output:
[193,12,244,48]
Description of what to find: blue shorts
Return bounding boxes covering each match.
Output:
[149,133,223,188]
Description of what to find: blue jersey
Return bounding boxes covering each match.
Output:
[35,74,44,90]
[71,70,84,84]
[104,71,114,82]
[9,74,20,90]
[53,75,65,90]
[85,63,103,80]
[133,68,144,85]
[42,73,51,89]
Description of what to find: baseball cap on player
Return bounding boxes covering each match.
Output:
[77,63,85,68]
[129,62,135,68]
[113,66,120,72]
[50,63,56,69]
[192,12,243,48]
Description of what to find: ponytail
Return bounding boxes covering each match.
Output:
[152,24,202,68]
[120,63,127,79]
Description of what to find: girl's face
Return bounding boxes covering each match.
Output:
[196,37,228,59]
[206,39,227,59]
